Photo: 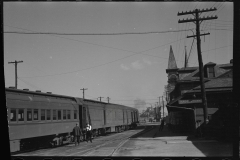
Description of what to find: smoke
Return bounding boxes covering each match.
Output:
[133,98,147,111]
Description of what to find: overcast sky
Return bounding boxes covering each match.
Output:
[4,2,233,112]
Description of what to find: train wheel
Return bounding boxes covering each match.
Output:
[102,128,106,136]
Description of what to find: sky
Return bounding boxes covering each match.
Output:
[4,2,233,113]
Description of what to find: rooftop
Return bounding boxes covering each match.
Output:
[193,77,232,89]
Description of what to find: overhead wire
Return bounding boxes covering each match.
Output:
[4,29,195,36]
[17,36,195,78]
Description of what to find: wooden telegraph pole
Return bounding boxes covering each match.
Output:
[80,88,88,99]
[162,96,164,118]
[178,8,218,125]
[8,60,23,89]
[107,97,110,103]
[98,96,104,102]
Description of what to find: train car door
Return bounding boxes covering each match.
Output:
[126,110,128,124]
[131,112,133,123]
[79,105,87,129]
[133,112,135,122]
[103,109,106,125]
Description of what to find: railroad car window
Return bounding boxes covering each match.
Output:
[18,109,24,122]
[10,109,16,122]
[27,109,32,121]
[74,110,77,119]
[41,109,45,121]
[53,110,57,120]
[46,110,51,120]
[58,110,61,120]
[34,109,38,121]
[67,110,71,120]
[63,110,66,120]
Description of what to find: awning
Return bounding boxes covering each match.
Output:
[168,95,184,105]
[166,105,194,112]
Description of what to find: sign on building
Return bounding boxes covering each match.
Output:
[178,99,202,104]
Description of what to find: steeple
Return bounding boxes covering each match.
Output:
[184,46,188,68]
[168,45,178,69]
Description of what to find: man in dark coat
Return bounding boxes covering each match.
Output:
[73,123,82,146]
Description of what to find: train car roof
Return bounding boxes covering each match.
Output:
[5,88,138,111]
[78,98,138,111]
[5,87,76,100]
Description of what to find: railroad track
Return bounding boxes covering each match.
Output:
[13,128,147,156]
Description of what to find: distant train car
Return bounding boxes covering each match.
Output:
[80,99,139,136]
[6,87,138,153]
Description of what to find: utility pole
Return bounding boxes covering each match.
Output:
[162,96,164,118]
[107,97,110,103]
[8,60,23,89]
[80,88,88,99]
[158,97,161,118]
[178,8,217,125]
[98,96,104,102]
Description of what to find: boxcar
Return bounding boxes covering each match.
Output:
[6,87,139,153]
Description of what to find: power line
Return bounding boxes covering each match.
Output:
[4,29,196,36]
[18,37,193,79]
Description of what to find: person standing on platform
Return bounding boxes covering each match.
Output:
[159,119,165,131]
[86,123,92,143]
[73,123,82,146]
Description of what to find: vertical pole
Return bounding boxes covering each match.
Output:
[158,97,161,119]
[195,9,208,125]
[80,88,88,99]
[15,60,17,88]
[8,60,23,89]
[162,96,165,118]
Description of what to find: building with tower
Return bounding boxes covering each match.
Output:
[165,45,233,140]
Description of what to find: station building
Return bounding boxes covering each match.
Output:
[165,45,233,139]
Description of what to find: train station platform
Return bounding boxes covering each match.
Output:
[153,125,194,140]
[134,123,219,143]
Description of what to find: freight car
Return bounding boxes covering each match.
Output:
[6,87,139,153]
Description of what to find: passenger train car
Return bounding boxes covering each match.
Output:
[6,87,139,153]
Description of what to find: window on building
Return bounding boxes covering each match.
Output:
[208,67,215,78]
[46,110,51,120]
[53,110,57,120]
[41,109,45,121]
[10,109,16,122]
[74,110,77,119]
[18,109,24,122]
[67,110,71,120]
[58,110,61,120]
[34,109,38,120]
[27,109,32,121]
[208,115,212,120]
[63,110,66,120]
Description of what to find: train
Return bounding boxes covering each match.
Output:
[6,87,139,153]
